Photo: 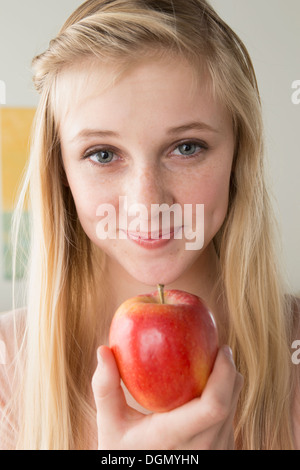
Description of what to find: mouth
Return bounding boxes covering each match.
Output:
[122,227,182,249]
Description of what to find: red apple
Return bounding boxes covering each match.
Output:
[109,285,219,412]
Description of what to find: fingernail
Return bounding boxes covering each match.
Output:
[223,345,234,363]
[97,347,104,367]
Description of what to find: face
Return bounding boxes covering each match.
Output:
[58,55,234,287]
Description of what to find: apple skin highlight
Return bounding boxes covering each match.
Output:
[109,289,219,413]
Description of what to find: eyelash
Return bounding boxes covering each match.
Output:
[171,140,208,158]
[83,146,119,166]
[82,139,208,167]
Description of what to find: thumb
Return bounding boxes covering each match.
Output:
[92,345,127,425]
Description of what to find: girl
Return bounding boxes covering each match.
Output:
[0,0,299,450]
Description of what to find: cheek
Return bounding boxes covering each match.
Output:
[65,173,115,241]
[69,180,96,218]
[187,166,232,236]
[203,171,231,231]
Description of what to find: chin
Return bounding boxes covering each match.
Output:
[123,256,199,288]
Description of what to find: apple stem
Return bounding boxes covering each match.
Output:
[158,284,165,304]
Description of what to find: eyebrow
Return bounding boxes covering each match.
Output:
[166,121,219,135]
[69,129,119,143]
[69,121,219,143]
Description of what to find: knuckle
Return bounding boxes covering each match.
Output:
[91,368,100,390]
[91,372,98,393]
[203,398,229,424]
[91,368,108,398]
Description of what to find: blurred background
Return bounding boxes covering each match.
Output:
[0,0,299,312]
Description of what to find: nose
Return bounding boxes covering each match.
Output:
[123,161,174,213]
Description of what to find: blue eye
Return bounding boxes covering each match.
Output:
[178,143,198,155]
[173,141,206,157]
[89,149,115,164]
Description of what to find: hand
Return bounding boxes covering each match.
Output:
[92,344,243,450]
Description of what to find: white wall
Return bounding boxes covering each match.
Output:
[0,0,83,107]
[211,0,300,296]
[0,0,299,311]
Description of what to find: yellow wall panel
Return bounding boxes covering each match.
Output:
[0,107,35,210]
[0,107,35,279]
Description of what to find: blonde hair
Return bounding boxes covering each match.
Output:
[12,0,295,449]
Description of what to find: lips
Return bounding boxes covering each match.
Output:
[122,226,183,250]
[127,229,175,241]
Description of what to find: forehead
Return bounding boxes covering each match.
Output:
[54,54,230,139]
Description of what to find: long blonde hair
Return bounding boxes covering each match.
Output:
[12,0,295,449]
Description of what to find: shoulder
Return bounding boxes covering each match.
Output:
[291,296,300,366]
[292,296,300,356]
[291,297,300,449]
[0,310,26,450]
[0,308,26,343]
[0,309,26,367]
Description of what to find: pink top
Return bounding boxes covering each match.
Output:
[0,310,25,450]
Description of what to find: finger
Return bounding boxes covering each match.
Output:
[156,345,240,444]
[177,369,243,450]
[198,345,241,423]
[213,371,244,450]
[92,345,128,426]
